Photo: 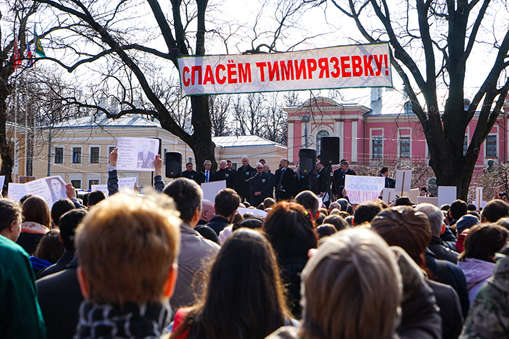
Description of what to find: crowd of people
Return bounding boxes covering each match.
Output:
[1,150,509,339]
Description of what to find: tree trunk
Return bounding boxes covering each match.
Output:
[0,92,13,191]
[190,95,216,172]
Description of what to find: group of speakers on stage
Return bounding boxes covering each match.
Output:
[175,153,363,207]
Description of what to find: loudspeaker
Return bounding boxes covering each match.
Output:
[165,152,182,178]
[320,137,340,165]
[299,149,316,175]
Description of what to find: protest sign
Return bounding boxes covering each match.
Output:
[438,186,457,207]
[201,180,226,202]
[382,188,396,204]
[345,175,385,204]
[474,187,484,210]
[178,43,392,95]
[416,196,439,206]
[8,183,27,202]
[0,176,5,190]
[116,137,159,172]
[237,207,268,219]
[407,188,420,203]
[395,170,412,195]
[8,176,67,206]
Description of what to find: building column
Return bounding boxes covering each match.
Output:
[352,120,358,162]
[288,122,294,163]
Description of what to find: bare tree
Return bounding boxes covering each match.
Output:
[317,0,509,199]
[209,95,232,136]
[35,0,314,171]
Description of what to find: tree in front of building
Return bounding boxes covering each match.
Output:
[319,0,509,199]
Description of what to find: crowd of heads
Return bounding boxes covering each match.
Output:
[2,167,509,339]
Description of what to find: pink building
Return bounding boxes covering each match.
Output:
[285,96,509,175]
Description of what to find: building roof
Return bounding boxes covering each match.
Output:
[44,114,283,148]
[48,114,161,129]
[213,135,284,148]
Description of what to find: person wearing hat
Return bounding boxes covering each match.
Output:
[332,159,356,199]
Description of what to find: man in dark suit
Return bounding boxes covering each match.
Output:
[312,161,332,205]
[236,157,256,201]
[180,162,201,184]
[332,159,356,199]
[201,160,213,184]
[248,163,274,207]
[213,160,235,188]
[274,159,297,201]
[380,167,396,188]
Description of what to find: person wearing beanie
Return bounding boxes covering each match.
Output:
[455,215,480,253]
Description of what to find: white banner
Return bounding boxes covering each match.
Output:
[395,170,412,195]
[345,175,385,204]
[178,43,392,95]
[91,177,137,197]
[116,137,159,172]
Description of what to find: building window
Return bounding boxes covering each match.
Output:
[54,147,63,164]
[71,180,81,189]
[72,147,81,164]
[486,135,497,158]
[400,136,411,158]
[88,179,99,189]
[316,130,330,153]
[90,147,100,164]
[372,136,383,159]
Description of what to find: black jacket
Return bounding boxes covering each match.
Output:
[236,165,257,198]
[428,280,464,339]
[274,167,297,200]
[207,216,230,235]
[37,259,83,339]
[181,170,202,184]
[37,250,75,279]
[248,172,274,206]
[332,168,356,196]
[213,168,236,188]
[384,176,396,188]
[426,250,469,317]
[429,237,459,264]
[312,167,331,196]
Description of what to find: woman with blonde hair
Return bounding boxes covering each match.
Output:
[268,227,441,339]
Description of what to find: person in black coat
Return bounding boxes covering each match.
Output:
[332,159,356,199]
[380,167,396,188]
[236,157,257,202]
[213,160,236,189]
[274,159,297,201]
[248,164,274,207]
[312,161,331,205]
[180,162,201,184]
[38,209,86,279]
[37,258,83,339]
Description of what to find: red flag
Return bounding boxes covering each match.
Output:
[26,45,33,67]
[12,39,22,70]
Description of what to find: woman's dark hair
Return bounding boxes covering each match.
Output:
[22,195,51,227]
[323,214,349,231]
[263,202,317,261]
[459,224,508,262]
[371,206,432,269]
[34,230,64,263]
[194,225,219,244]
[172,229,290,339]
[51,199,75,226]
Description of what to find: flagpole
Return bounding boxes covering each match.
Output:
[24,71,28,177]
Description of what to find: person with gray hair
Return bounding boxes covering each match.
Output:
[416,203,459,264]
[213,160,236,188]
